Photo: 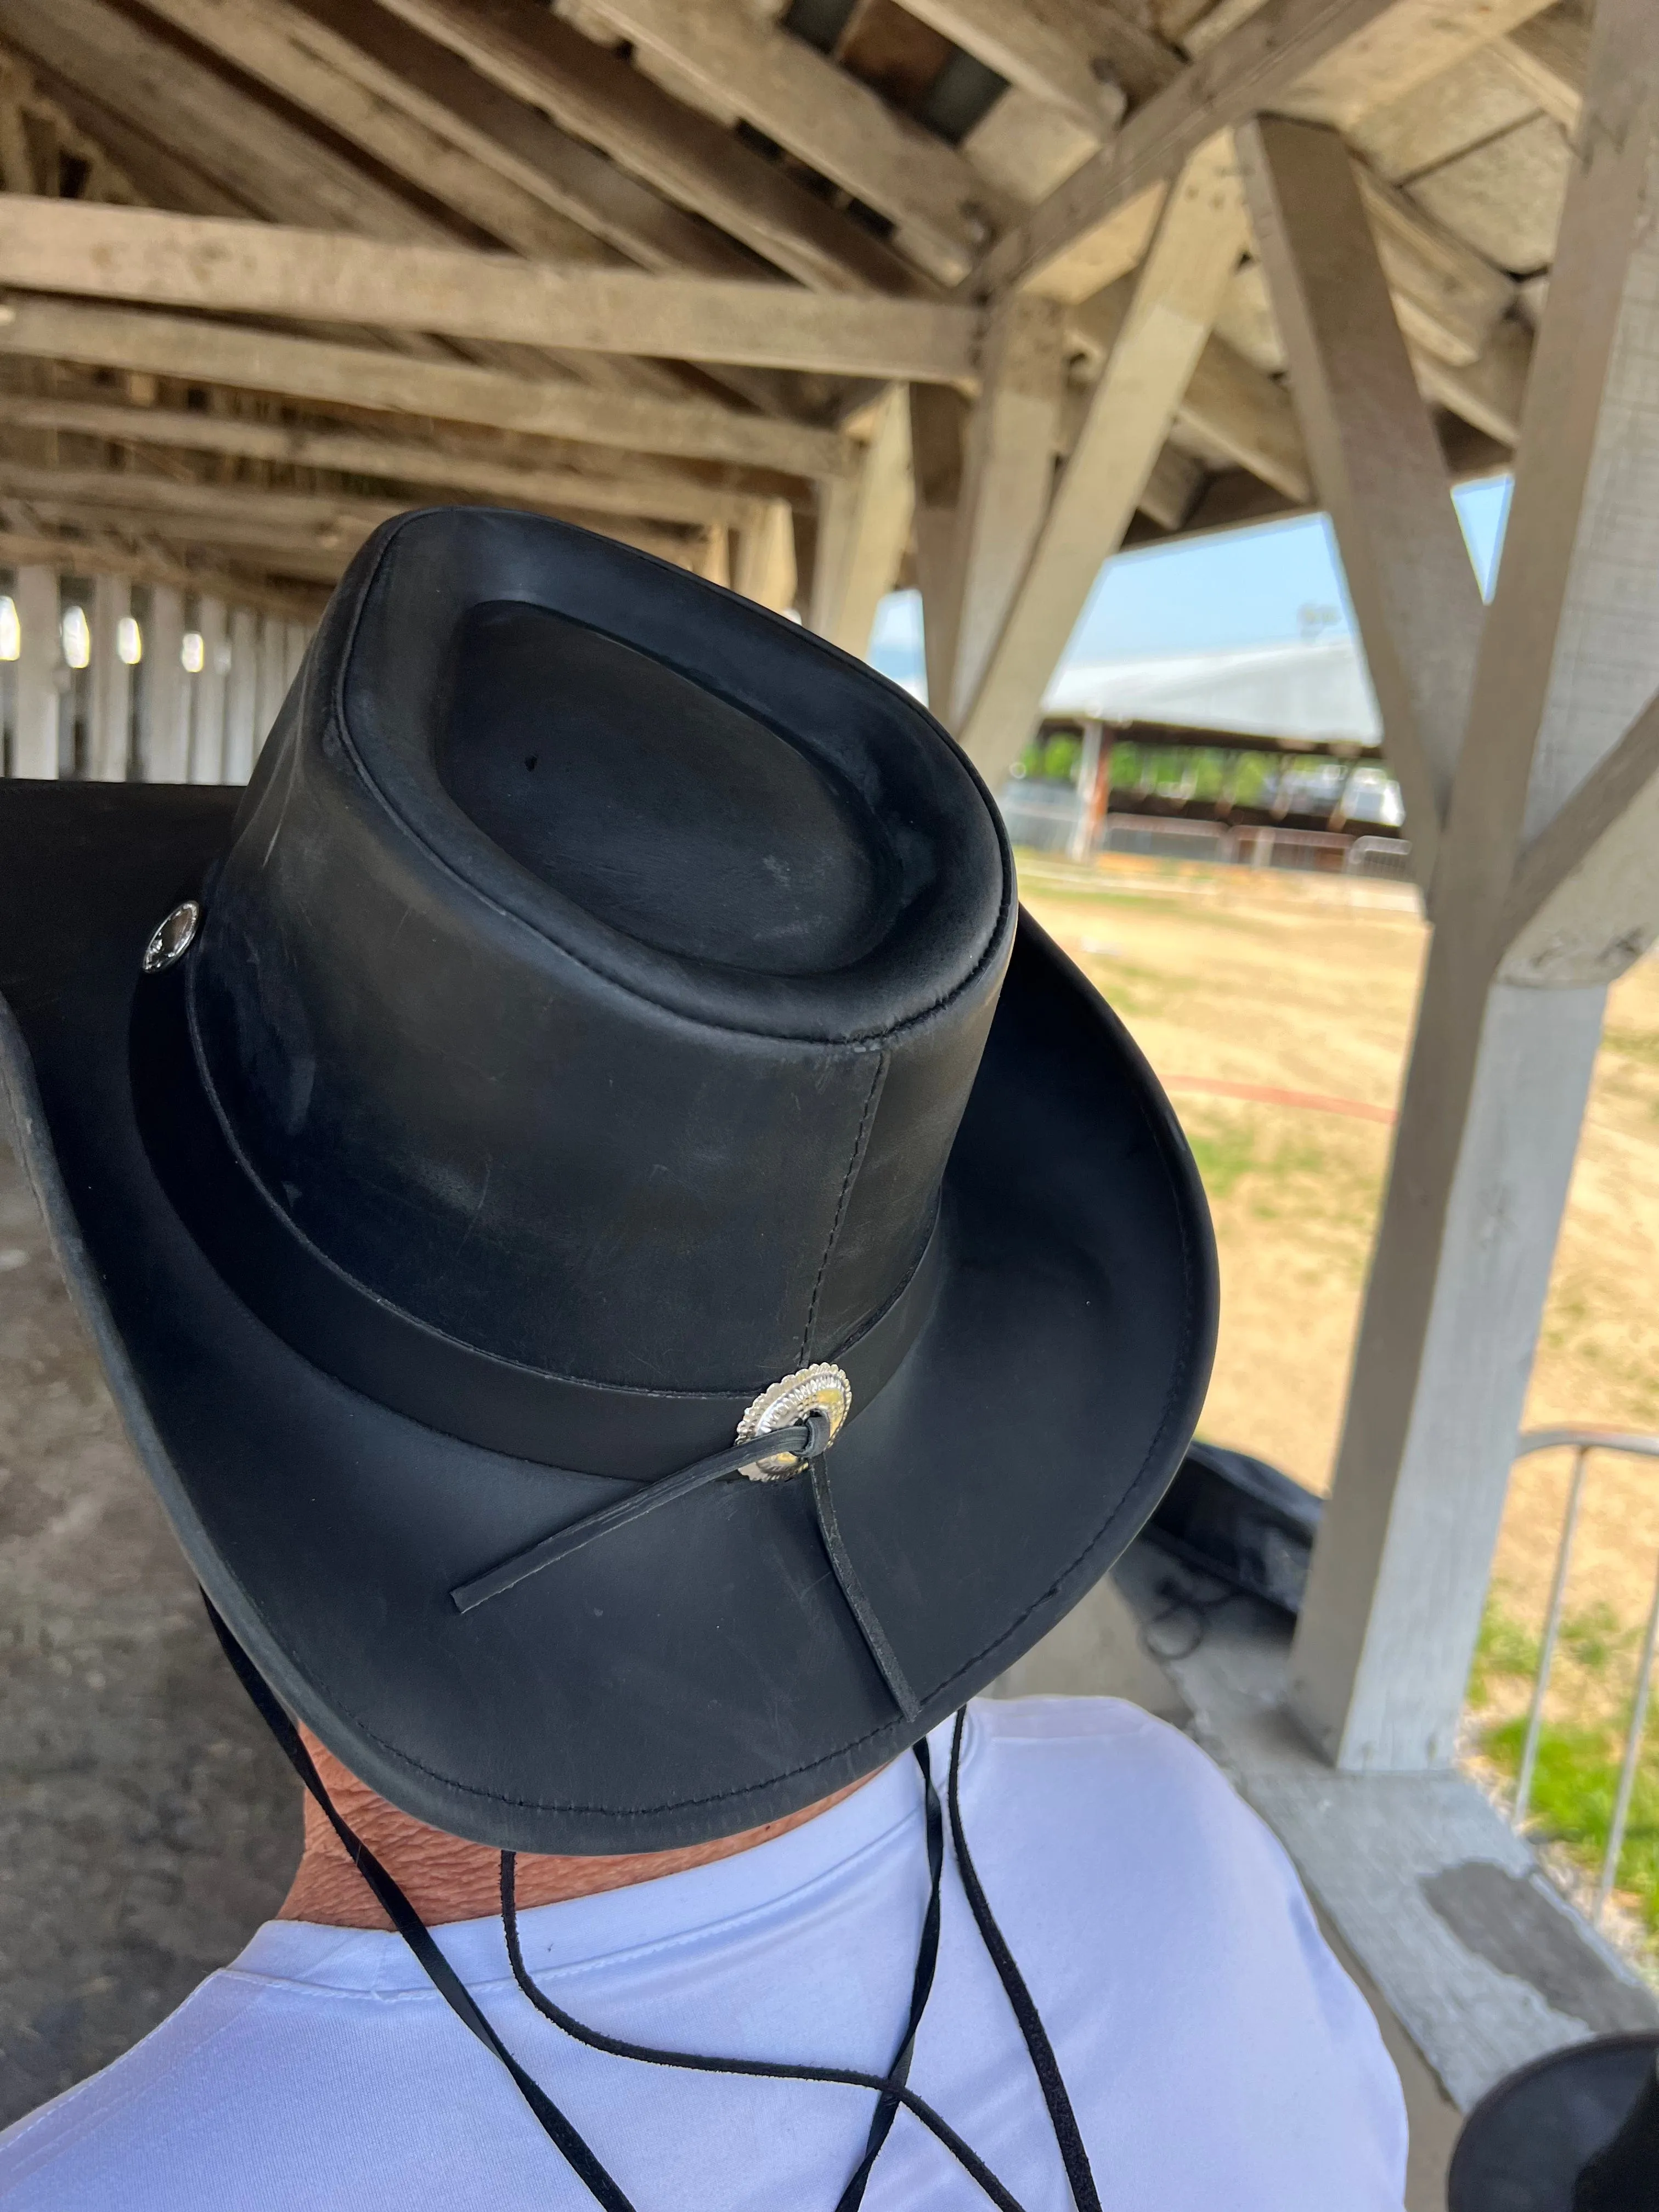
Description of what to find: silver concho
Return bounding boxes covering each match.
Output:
[736,1363,853,1480]
[142,900,201,974]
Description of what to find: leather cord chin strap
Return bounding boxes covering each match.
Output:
[205,1598,1102,2212]
[452,1408,921,1723]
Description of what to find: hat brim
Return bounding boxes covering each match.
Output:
[1449,2034,1659,2211]
[0,779,1215,1852]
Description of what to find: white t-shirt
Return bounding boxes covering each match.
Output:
[0,1697,1406,2209]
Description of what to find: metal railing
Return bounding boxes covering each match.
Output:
[1506,1427,1659,1920]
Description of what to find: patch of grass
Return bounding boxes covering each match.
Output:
[1562,1601,1639,1674]
[1483,1714,1659,1932]
[1187,1118,1257,1201]
[1467,1596,1541,1711]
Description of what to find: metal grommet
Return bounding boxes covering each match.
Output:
[736,1363,853,1480]
[142,900,201,975]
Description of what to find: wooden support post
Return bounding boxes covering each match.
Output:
[1289,0,1659,1772]
[945,297,1065,732]
[140,584,188,783]
[955,137,1246,788]
[224,607,259,785]
[87,572,132,782]
[255,613,289,755]
[284,622,309,690]
[731,500,796,614]
[1238,116,1486,898]
[11,565,60,780]
[907,385,967,721]
[807,386,912,658]
[189,596,228,785]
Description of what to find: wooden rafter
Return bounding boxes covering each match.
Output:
[0,198,978,380]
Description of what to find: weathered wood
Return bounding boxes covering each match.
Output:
[0,0,450,244]
[140,584,189,783]
[731,499,797,613]
[0,300,853,478]
[956,137,1244,784]
[1499,687,1659,985]
[977,0,1561,303]
[10,565,59,780]
[1238,115,1485,891]
[373,0,920,296]
[1408,114,1572,280]
[1136,438,1206,530]
[1180,330,1310,498]
[1412,317,1531,448]
[1494,4,1589,131]
[908,383,968,715]
[0,199,978,381]
[0,396,783,531]
[87,571,131,782]
[1349,43,1538,184]
[133,0,615,267]
[573,0,1006,283]
[0,529,323,625]
[224,606,259,787]
[856,0,1141,139]
[808,386,912,656]
[946,296,1068,729]
[189,596,228,787]
[1290,0,1659,1773]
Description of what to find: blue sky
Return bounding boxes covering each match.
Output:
[867,473,1512,694]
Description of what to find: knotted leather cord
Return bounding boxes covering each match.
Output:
[497,1740,944,2212]
[452,1408,921,1723]
[207,1596,1104,2212]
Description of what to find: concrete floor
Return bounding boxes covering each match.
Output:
[0,1127,298,2131]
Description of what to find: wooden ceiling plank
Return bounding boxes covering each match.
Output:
[133,0,616,267]
[373,0,923,296]
[975,0,1555,302]
[1492,4,1588,132]
[0,394,775,527]
[0,298,853,476]
[0,0,450,244]
[0,199,978,379]
[1406,112,1572,279]
[885,0,1139,137]
[570,0,1007,282]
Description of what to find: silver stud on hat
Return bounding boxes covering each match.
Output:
[142,900,201,975]
[736,1363,853,1479]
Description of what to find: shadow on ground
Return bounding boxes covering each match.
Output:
[0,1127,298,2130]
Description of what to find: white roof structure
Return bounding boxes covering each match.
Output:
[1043,635,1383,744]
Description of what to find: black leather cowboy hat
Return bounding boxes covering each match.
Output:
[1448,2033,1659,2210]
[0,509,1215,1854]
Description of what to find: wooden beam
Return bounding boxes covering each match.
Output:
[731,498,797,613]
[10,564,59,780]
[0,199,978,381]
[1499,687,1659,984]
[974,0,1546,303]
[0,299,853,478]
[132,0,620,269]
[1288,0,1659,1774]
[947,297,1068,729]
[372,0,922,297]
[0,396,775,531]
[908,383,968,716]
[87,571,132,782]
[808,386,912,655]
[140,583,188,783]
[1237,115,1485,893]
[571,0,1007,284]
[956,136,1245,785]
[0,0,450,244]
[1494,4,1588,132]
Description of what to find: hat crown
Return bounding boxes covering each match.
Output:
[188,511,1013,1417]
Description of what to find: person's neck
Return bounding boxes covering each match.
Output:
[280,1724,873,1927]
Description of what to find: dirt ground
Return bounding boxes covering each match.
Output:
[1018,853,1659,1649]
